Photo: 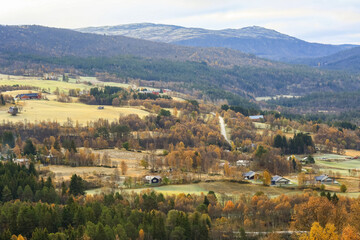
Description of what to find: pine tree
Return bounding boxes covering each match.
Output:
[69,174,85,196]
[2,185,12,202]
[24,139,36,156]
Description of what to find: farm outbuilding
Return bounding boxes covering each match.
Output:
[243,171,256,180]
[15,93,41,100]
[271,175,290,186]
[315,175,336,184]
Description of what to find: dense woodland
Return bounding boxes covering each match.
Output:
[1,161,360,239]
[0,87,360,239]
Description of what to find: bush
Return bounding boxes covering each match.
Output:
[340,184,347,193]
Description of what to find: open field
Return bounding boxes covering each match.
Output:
[344,149,360,157]
[0,74,132,93]
[313,153,360,173]
[86,181,304,199]
[0,74,91,92]
[92,148,149,177]
[43,149,149,185]
[0,99,150,124]
[48,165,116,181]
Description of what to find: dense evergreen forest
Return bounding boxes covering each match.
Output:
[268,91,360,110]
[3,53,359,98]
[1,161,360,240]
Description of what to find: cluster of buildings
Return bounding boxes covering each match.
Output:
[243,170,337,186]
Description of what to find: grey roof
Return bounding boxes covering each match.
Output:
[271,175,290,182]
[271,175,282,182]
[315,175,331,181]
[243,171,255,177]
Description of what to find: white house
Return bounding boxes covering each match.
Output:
[236,160,250,167]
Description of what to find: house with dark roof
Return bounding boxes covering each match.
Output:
[243,171,255,180]
[315,175,335,184]
[271,175,290,186]
[15,93,41,100]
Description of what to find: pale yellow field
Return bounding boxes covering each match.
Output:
[0,99,150,124]
[0,74,131,93]
[0,74,91,92]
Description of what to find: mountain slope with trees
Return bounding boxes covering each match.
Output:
[0,25,274,68]
[294,46,360,73]
[77,23,356,61]
[1,24,360,106]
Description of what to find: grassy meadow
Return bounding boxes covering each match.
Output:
[0,74,131,93]
[0,75,151,124]
[0,99,149,124]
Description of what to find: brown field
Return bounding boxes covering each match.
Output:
[48,165,115,181]
[43,149,151,182]
[93,148,150,177]
[344,149,360,157]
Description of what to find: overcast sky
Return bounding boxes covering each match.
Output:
[1,0,359,44]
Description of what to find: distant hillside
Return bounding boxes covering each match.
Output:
[77,23,356,61]
[0,24,359,105]
[295,46,360,72]
[0,25,275,68]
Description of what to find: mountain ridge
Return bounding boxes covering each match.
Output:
[0,24,278,68]
[77,23,357,61]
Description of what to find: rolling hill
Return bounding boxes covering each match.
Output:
[295,46,360,73]
[77,23,356,61]
[0,24,359,106]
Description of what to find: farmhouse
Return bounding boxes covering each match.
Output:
[271,175,290,185]
[145,176,162,184]
[243,171,256,180]
[315,174,335,184]
[236,160,250,167]
[15,93,41,100]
